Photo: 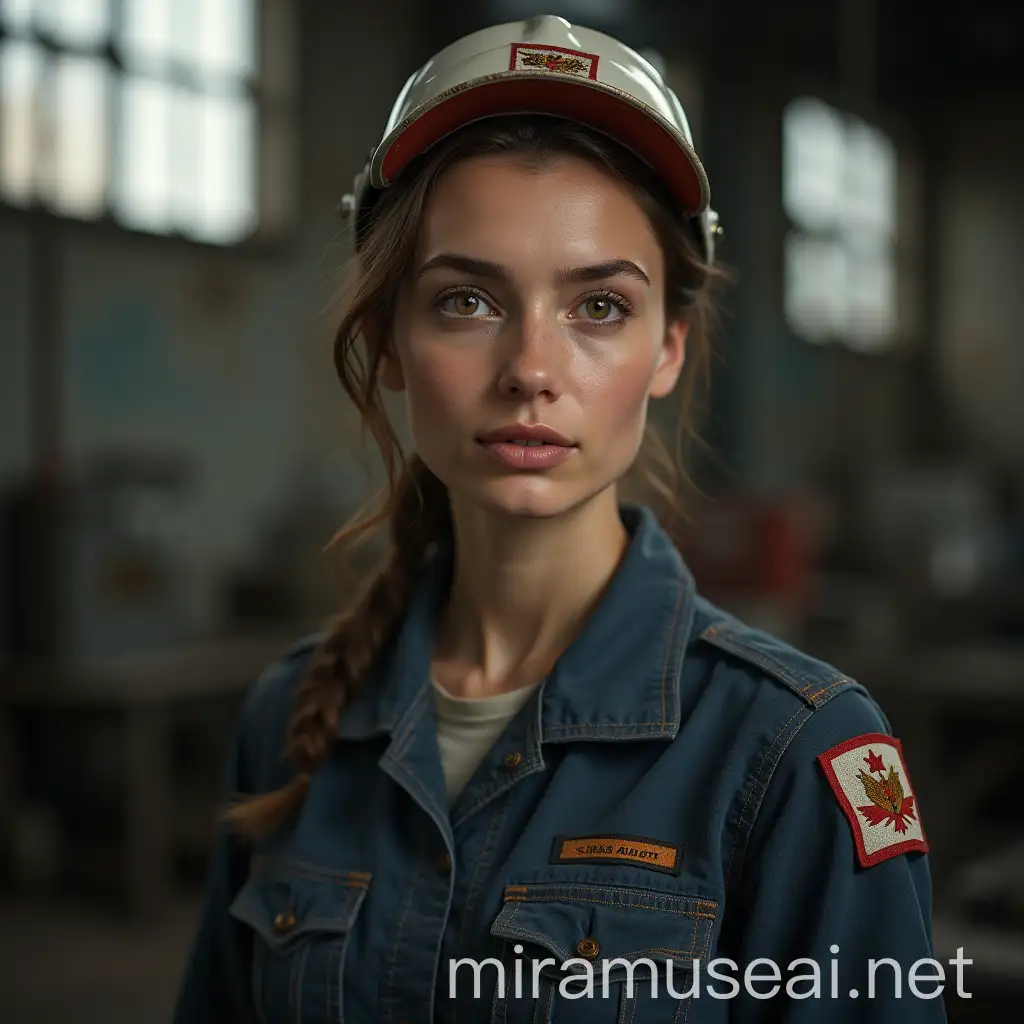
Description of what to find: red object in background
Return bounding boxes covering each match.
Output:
[675,495,819,613]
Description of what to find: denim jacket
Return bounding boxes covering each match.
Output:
[173,506,945,1024]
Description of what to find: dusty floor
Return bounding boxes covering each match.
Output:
[2,892,201,1024]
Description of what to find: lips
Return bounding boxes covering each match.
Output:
[474,423,577,471]
[475,424,574,447]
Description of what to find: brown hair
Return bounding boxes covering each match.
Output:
[224,115,723,837]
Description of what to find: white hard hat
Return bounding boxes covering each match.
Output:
[341,14,721,262]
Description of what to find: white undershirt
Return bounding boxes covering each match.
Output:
[431,678,540,806]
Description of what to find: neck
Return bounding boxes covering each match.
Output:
[433,489,629,698]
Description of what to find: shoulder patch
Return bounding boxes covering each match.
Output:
[817,733,929,868]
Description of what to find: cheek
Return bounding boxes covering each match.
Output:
[577,348,657,429]
[402,348,486,425]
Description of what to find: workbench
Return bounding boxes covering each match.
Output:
[0,628,315,917]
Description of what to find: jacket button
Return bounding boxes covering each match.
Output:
[576,937,600,959]
[436,851,452,874]
[274,908,297,934]
[503,751,522,769]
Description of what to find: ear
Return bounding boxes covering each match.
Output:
[648,319,688,399]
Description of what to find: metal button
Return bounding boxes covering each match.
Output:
[436,851,452,874]
[576,937,600,959]
[274,908,297,934]
[503,751,523,769]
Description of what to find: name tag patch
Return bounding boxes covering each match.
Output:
[551,834,683,874]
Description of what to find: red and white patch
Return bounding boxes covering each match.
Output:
[818,733,929,868]
[509,43,599,80]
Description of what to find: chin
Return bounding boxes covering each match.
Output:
[464,474,613,521]
[476,478,569,519]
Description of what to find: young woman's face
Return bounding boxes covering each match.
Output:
[387,152,686,520]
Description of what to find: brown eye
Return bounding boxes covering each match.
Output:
[439,291,494,318]
[584,297,613,320]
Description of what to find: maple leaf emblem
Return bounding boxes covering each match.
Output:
[857,755,917,834]
[521,52,588,75]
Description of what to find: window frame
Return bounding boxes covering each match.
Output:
[0,0,297,252]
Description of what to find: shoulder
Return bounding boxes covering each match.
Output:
[234,632,326,790]
[688,600,928,871]
[244,632,325,712]
[687,595,898,811]
[692,596,872,717]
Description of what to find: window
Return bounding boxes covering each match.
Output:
[0,0,268,245]
[783,97,897,352]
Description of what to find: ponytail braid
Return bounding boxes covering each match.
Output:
[223,455,450,837]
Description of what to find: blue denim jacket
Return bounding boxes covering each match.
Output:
[174,506,945,1023]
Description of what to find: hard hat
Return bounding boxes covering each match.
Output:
[340,14,721,262]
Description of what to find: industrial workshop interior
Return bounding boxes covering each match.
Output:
[0,0,1021,1021]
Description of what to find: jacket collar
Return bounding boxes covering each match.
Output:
[337,504,695,743]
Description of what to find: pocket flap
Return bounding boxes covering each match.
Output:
[229,855,371,951]
[490,882,716,976]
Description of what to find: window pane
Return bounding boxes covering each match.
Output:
[196,0,256,78]
[120,0,173,70]
[846,245,896,350]
[844,117,896,239]
[35,0,109,49]
[190,91,256,242]
[112,75,173,232]
[783,97,844,231]
[44,53,108,217]
[168,0,200,71]
[0,0,37,34]
[0,38,43,204]
[785,232,847,341]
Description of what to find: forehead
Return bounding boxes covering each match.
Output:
[416,153,662,273]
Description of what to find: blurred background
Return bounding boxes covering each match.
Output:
[0,0,1021,1020]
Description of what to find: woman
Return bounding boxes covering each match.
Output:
[174,16,944,1024]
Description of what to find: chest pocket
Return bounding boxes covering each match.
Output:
[488,881,716,1024]
[228,855,370,1024]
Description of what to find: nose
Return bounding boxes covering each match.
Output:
[495,312,564,402]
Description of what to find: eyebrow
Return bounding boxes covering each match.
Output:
[416,253,651,287]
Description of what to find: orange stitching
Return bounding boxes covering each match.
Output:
[503,886,717,910]
[502,895,715,919]
[249,857,372,887]
[806,679,848,702]
[802,675,854,693]
[553,721,673,730]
